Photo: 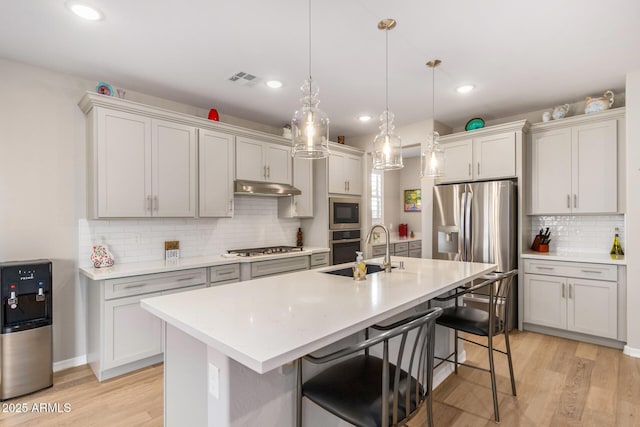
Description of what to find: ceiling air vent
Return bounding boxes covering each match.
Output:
[228,72,260,87]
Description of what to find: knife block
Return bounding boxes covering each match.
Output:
[531,235,549,252]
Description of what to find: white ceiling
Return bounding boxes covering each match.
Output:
[1,0,639,140]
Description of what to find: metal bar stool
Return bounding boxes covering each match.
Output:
[432,270,518,423]
[296,306,442,427]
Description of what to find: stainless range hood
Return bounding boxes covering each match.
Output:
[234,180,301,196]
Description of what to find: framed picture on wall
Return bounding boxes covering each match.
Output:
[404,189,422,212]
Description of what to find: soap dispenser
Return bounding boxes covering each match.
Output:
[353,251,366,281]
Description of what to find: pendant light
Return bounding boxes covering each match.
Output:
[291,0,329,159]
[421,59,445,177]
[372,19,403,171]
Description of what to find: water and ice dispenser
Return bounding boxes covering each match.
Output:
[0,260,53,400]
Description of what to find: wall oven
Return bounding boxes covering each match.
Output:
[330,229,361,265]
[329,197,361,230]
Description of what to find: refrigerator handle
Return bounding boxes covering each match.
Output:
[465,191,473,262]
[459,192,466,261]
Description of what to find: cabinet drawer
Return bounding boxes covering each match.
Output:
[105,268,207,300]
[251,256,310,278]
[372,245,387,257]
[209,264,240,283]
[409,249,422,258]
[524,259,616,281]
[395,250,409,257]
[394,242,409,252]
[310,252,330,268]
[409,240,422,250]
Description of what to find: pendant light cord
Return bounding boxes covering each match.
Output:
[308,0,312,99]
[432,64,435,126]
[385,26,389,130]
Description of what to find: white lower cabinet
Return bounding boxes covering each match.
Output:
[523,259,618,340]
[87,268,207,381]
[103,292,163,370]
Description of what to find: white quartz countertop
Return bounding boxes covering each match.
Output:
[140,257,496,374]
[79,247,330,280]
[521,250,626,265]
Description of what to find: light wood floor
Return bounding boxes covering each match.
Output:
[1,331,638,426]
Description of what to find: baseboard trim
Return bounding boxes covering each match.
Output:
[433,349,466,389]
[53,354,87,372]
[523,323,625,349]
[623,345,640,358]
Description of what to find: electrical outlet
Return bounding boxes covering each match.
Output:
[208,362,219,399]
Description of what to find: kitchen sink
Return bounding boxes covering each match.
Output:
[323,263,394,278]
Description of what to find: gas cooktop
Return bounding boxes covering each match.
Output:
[227,246,304,257]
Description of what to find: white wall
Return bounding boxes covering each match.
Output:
[624,72,640,356]
[0,59,89,364]
[0,59,288,365]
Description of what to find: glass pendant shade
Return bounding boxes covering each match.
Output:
[421,131,445,177]
[372,110,403,170]
[292,78,329,159]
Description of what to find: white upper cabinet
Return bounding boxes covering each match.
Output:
[236,137,292,184]
[93,108,196,218]
[529,128,573,214]
[440,139,473,183]
[437,121,525,184]
[279,157,313,218]
[572,120,617,213]
[96,108,152,217]
[328,152,362,195]
[474,132,516,179]
[529,117,618,214]
[199,129,235,217]
[152,119,197,217]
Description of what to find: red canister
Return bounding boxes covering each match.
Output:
[398,224,408,238]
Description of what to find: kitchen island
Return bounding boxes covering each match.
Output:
[141,257,496,427]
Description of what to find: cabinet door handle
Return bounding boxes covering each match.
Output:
[217,270,234,276]
[567,194,571,208]
[347,181,350,191]
[477,162,480,175]
[536,266,554,271]
[124,283,146,289]
[581,269,602,274]
[147,196,152,211]
[267,165,270,179]
[153,196,158,211]
[574,194,577,208]
[263,165,267,179]
[569,283,573,299]
[468,163,472,176]
[562,283,565,298]
[345,181,348,191]
[176,277,194,282]
[229,199,234,213]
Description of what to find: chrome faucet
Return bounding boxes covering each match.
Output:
[366,223,392,272]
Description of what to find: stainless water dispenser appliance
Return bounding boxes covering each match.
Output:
[0,260,53,400]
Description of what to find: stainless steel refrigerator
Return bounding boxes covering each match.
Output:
[432,179,517,324]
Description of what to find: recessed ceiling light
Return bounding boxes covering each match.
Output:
[456,84,475,94]
[266,80,283,89]
[358,115,372,122]
[65,1,103,21]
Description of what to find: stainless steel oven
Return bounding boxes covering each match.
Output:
[329,197,361,230]
[330,229,361,265]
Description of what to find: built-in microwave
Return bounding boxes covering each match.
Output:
[329,197,361,230]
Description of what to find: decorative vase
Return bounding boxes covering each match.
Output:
[90,244,114,268]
